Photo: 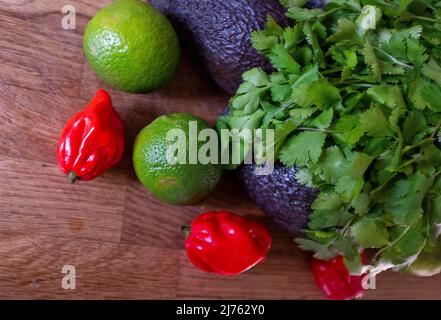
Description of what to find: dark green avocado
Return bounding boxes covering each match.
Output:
[150,0,289,94]
[238,162,318,235]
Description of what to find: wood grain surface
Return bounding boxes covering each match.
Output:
[0,0,440,300]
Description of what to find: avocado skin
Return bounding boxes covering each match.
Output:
[238,162,318,235]
[149,0,289,94]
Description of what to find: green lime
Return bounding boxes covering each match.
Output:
[407,237,441,277]
[83,0,180,93]
[133,113,222,205]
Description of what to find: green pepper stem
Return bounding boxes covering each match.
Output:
[68,171,79,184]
[180,226,191,238]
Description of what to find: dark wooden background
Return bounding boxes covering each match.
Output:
[0,0,440,299]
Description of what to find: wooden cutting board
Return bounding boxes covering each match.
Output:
[0,0,439,299]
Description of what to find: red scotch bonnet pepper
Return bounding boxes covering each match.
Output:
[183,211,272,276]
[56,89,125,182]
[312,252,367,300]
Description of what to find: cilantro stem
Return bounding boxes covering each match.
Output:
[296,127,335,133]
[373,226,411,262]
[376,0,394,7]
[317,7,340,19]
[350,83,375,88]
[396,129,404,159]
[321,68,342,75]
[331,81,374,88]
[373,47,413,70]
[341,214,355,236]
[401,137,435,154]
[430,119,441,139]
[370,158,416,200]
[409,14,439,24]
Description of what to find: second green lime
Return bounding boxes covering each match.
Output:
[133,113,223,205]
[83,0,180,93]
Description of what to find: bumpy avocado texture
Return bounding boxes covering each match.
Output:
[238,163,318,235]
[150,0,289,94]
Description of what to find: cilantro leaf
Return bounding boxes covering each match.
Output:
[264,15,284,35]
[409,76,432,110]
[333,114,365,146]
[303,22,325,66]
[292,79,341,109]
[363,41,382,81]
[422,59,441,87]
[327,19,357,43]
[269,44,301,74]
[351,190,370,215]
[366,85,406,109]
[335,152,373,201]
[317,146,345,183]
[283,25,303,50]
[291,64,320,88]
[407,38,428,67]
[279,0,308,8]
[230,89,261,114]
[241,68,270,87]
[380,31,410,62]
[306,108,334,129]
[304,230,339,244]
[228,110,265,130]
[360,104,394,137]
[295,238,337,260]
[403,110,427,144]
[351,218,390,248]
[251,30,277,53]
[385,173,434,225]
[382,227,426,266]
[280,131,326,166]
[289,107,316,120]
[309,192,352,229]
[421,82,441,112]
[295,168,315,188]
[286,7,322,22]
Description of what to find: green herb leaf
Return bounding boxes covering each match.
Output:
[360,104,394,137]
[309,192,352,229]
[335,152,373,201]
[327,19,357,43]
[422,59,441,87]
[363,41,382,81]
[295,238,336,260]
[333,114,365,146]
[351,218,390,248]
[366,85,406,109]
[286,7,322,22]
[292,79,341,109]
[269,44,301,74]
[421,82,441,112]
[307,108,334,129]
[280,131,326,166]
[241,68,270,87]
[385,173,433,225]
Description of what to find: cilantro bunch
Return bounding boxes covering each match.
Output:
[217,0,441,274]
